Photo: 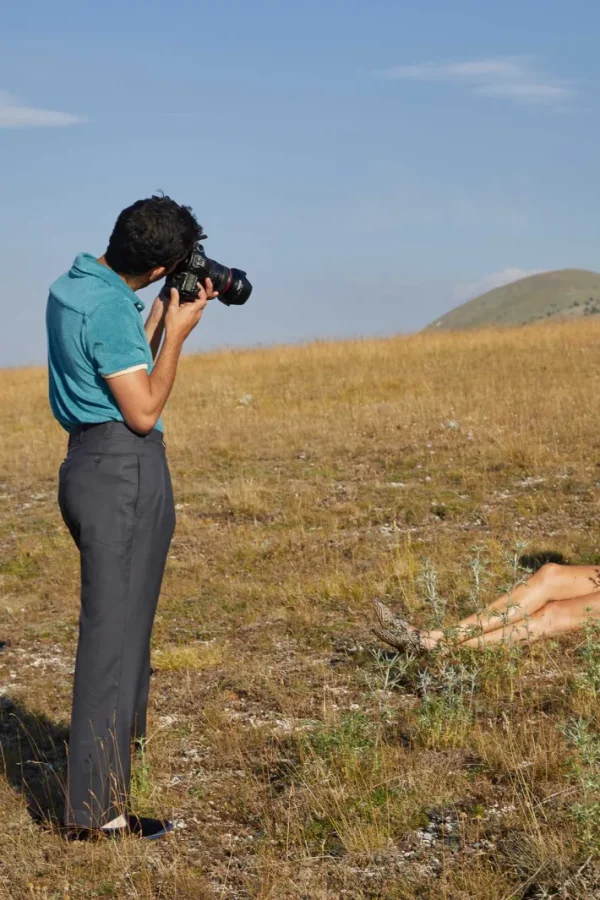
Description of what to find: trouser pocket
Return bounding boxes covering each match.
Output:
[59,450,140,547]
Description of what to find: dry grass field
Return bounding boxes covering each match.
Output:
[4,320,600,898]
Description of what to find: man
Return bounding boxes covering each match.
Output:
[46,195,217,839]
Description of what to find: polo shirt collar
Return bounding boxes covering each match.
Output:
[71,253,146,312]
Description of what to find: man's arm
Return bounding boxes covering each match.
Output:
[144,291,168,360]
[108,283,216,434]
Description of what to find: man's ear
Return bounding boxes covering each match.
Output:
[147,266,167,285]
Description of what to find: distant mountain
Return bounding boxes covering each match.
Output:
[426,269,600,331]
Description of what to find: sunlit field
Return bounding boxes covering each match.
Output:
[4,320,600,898]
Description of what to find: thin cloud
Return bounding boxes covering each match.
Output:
[476,82,571,102]
[383,57,576,106]
[0,90,86,128]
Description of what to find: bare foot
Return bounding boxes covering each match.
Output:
[372,599,444,652]
[412,626,439,651]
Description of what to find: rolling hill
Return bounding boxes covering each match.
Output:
[427,268,600,331]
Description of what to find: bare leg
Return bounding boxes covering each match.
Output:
[460,590,600,649]
[419,564,600,649]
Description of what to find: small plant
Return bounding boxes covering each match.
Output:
[130,737,154,810]
[306,712,375,764]
[368,647,419,693]
[575,616,600,697]
[484,539,531,633]
[507,539,531,586]
[469,549,486,608]
[366,647,422,726]
[563,717,600,849]
[477,639,524,702]
[457,540,531,660]
[418,558,446,626]
[415,662,479,749]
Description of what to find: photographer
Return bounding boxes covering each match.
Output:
[46,195,218,840]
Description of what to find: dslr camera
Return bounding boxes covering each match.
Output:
[165,230,252,307]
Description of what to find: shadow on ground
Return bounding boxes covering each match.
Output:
[0,696,68,829]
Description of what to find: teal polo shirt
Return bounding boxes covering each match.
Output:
[46,253,163,433]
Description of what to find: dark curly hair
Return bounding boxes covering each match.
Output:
[105,194,202,274]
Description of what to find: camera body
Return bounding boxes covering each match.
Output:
[165,237,252,307]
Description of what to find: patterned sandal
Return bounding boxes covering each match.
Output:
[372,598,424,652]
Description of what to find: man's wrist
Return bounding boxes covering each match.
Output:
[149,296,167,321]
[162,329,185,349]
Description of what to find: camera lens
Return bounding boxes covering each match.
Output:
[220,268,253,306]
[205,259,232,295]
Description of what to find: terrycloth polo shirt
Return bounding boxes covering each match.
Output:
[46,253,163,433]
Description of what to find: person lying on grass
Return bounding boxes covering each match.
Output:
[372,562,600,652]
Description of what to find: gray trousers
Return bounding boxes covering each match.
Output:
[58,422,175,829]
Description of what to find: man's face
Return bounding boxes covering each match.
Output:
[143,255,187,289]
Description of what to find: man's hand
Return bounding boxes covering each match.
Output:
[164,279,218,343]
[108,278,219,434]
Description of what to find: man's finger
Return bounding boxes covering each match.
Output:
[168,287,180,307]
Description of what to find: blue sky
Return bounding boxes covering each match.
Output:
[1,0,599,365]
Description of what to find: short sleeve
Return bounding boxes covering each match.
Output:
[85,299,150,379]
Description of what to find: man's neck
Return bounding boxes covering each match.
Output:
[97,255,144,292]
